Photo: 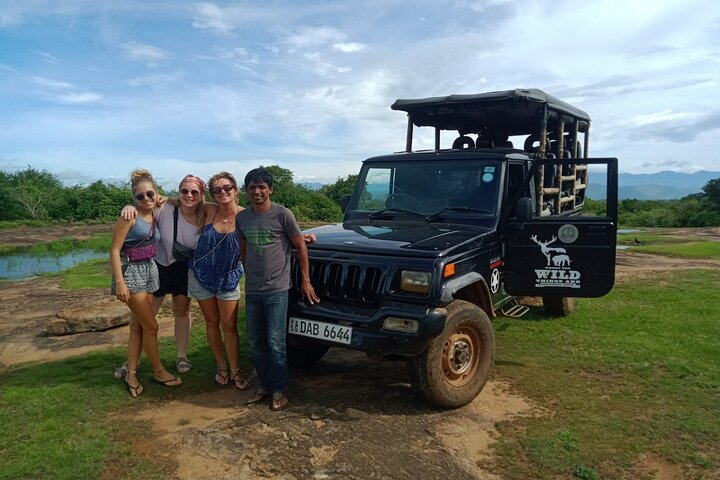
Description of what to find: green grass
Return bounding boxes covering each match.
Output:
[0,233,112,257]
[41,258,113,289]
[492,268,720,479]
[617,230,720,259]
[0,312,251,480]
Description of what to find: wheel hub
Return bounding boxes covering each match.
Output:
[442,330,479,386]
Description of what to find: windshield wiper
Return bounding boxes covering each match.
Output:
[368,208,426,219]
[426,206,493,222]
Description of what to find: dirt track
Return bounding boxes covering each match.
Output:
[1,225,718,479]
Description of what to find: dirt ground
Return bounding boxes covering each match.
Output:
[1,225,719,479]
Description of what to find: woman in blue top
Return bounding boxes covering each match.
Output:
[110,169,182,397]
[189,171,249,390]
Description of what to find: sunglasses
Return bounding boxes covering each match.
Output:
[180,188,200,196]
[134,191,156,201]
[211,184,234,195]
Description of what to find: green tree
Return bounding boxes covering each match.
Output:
[702,178,720,207]
[318,174,358,207]
[4,167,64,220]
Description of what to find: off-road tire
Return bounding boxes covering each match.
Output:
[543,296,576,316]
[406,300,495,408]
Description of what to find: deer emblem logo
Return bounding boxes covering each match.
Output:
[530,235,570,267]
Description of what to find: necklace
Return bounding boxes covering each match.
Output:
[219,208,237,224]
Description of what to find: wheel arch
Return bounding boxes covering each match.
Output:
[440,272,494,318]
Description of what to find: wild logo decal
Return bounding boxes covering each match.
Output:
[530,234,581,289]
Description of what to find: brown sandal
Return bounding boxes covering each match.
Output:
[230,369,249,391]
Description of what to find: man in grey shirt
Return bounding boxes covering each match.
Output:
[236,167,319,411]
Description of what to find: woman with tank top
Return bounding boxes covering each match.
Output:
[110,169,182,397]
[188,171,250,391]
[114,174,207,381]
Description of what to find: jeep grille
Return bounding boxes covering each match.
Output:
[292,258,385,304]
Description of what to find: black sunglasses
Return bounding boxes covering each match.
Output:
[211,184,234,195]
[180,188,200,196]
[134,191,156,201]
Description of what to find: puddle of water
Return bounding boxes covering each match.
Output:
[0,250,107,280]
[617,229,640,234]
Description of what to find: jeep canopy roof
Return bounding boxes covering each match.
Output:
[391,88,590,137]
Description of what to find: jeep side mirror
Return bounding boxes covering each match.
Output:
[340,194,351,212]
[516,197,532,222]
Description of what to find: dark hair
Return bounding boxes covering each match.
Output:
[244,167,273,189]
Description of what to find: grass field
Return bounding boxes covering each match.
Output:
[0,230,718,479]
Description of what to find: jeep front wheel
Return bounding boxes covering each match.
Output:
[406,300,495,408]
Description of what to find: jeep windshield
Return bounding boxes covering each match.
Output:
[345,158,502,226]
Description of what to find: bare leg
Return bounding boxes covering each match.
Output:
[218,299,240,372]
[172,295,192,359]
[125,314,144,392]
[197,297,227,384]
[128,292,180,385]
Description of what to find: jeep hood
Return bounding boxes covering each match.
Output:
[305,222,493,257]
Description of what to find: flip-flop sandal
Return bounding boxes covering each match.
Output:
[215,368,229,386]
[246,390,269,405]
[270,393,289,411]
[152,376,182,387]
[230,369,250,391]
[124,371,143,398]
[176,357,192,374]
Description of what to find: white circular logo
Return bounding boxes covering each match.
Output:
[558,224,579,244]
[490,268,500,293]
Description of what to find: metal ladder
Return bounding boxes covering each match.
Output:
[500,299,529,318]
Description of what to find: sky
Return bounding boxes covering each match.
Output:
[1,0,719,189]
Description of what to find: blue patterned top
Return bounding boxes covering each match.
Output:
[190,224,243,293]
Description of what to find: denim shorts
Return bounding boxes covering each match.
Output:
[187,271,241,301]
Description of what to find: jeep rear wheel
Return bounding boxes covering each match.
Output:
[406,300,495,408]
[543,296,576,316]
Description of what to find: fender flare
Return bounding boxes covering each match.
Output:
[440,272,486,303]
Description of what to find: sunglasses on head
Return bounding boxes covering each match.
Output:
[211,184,234,195]
[134,191,156,201]
[180,188,200,196]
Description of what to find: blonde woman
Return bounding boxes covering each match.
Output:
[188,172,249,390]
[110,169,182,397]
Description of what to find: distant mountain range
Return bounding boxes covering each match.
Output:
[587,170,719,200]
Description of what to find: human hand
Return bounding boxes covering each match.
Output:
[115,282,130,304]
[304,233,317,244]
[120,205,137,221]
[157,195,167,206]
[301,280,320,305]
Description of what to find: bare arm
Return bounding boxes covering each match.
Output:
[109,218,134,304]
[290,233,320,305]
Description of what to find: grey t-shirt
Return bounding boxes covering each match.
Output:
[235,203,302,294]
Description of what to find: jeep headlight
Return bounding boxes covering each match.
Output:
[400,270,432,294]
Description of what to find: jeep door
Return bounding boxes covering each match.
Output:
[502,158,618,298]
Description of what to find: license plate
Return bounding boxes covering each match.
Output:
[288,317,352,345]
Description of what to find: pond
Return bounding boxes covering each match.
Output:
[0,250,107,280]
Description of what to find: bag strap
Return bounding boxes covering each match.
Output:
[132,212,155,247]
[173,206,179,243]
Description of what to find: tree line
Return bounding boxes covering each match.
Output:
[1,166,718,227]
[0,165,353,224]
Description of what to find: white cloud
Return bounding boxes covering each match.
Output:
[191,2,271,34]
[122,42,170,65]
[333,42,366,53]
[33,76,75,90]
[286,26,345,50]
[56,92,103,104]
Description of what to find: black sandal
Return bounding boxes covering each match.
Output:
[124,371,143,398]
[230,369,249,391]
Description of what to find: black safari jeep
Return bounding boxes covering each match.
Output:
[288,88,618,407]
